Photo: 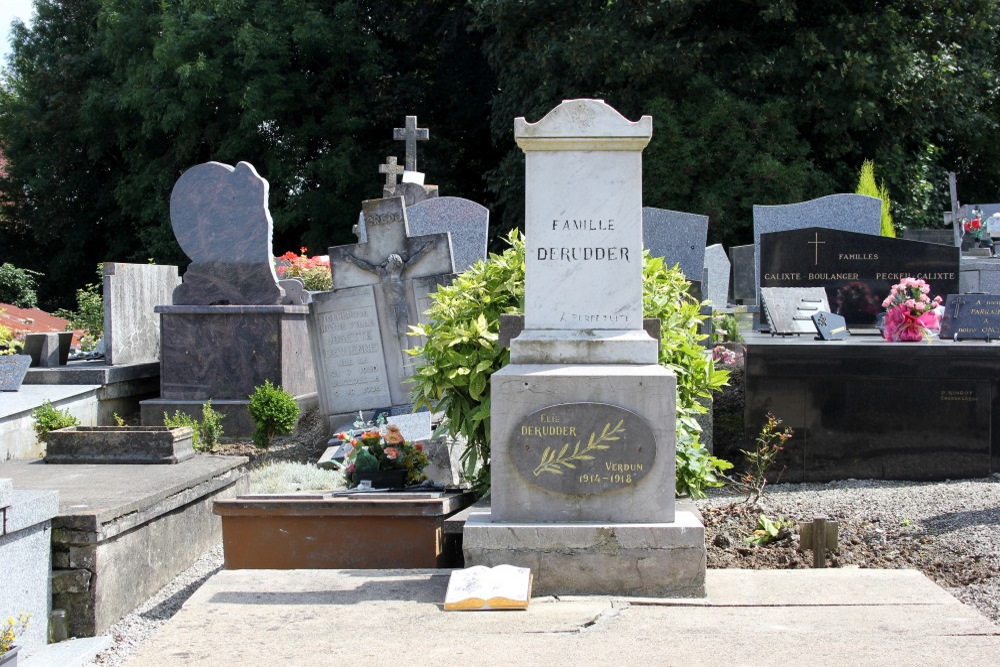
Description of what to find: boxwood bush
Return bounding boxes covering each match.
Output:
[410,230,730,498]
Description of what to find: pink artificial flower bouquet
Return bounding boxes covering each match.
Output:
[880,277,943,342]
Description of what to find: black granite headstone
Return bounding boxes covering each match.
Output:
[760,227,959,326]
[939,294,1000,341]
[510,402,657,496]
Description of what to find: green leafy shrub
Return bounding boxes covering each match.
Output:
[32,401,80,440]
[54,264,104,351]
[247,380,299,449]
[0,263,41,308]
[163,401,226,452]
[410,230,731,498]
[200,401,225,450]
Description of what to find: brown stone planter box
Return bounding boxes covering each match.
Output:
[214,491,475,569]
[44,426,196,464]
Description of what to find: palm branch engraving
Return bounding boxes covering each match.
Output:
[532,419,625,476]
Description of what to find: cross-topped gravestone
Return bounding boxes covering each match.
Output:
[312,196,455,423]
[393,116,429,172]
[379,156,405,187]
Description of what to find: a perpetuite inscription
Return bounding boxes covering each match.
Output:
[940,294,1000,340]
[510,403,656,495]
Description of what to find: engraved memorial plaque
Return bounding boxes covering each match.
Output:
[760,287,831,335]
[940,294,1000,340]
[308,285,392,415]
[510,403,657,496]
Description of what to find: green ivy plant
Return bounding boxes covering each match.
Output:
[247,380,299,449]
[410,230,731,498]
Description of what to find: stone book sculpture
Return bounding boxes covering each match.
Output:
[444,565,533,611]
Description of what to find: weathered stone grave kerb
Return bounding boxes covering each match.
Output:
[463,99,706,597]
[310,196,455,432]
[753,193,881,313]
[140,161,317,437]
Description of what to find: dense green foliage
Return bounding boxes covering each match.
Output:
[247,380,300,449]
[410,230,730,498]
[32,400,79,439]
[0,263,40,308]
[1,1,998,304]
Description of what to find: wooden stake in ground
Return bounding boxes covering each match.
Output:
[798,516,839,568]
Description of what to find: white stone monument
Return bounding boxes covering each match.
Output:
[463,100,706,596]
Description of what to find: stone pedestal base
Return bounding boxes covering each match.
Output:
[462,509,706,596]
[141,304,317,437]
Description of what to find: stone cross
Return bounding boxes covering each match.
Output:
[379,156,405,187]
[392,116,429,172]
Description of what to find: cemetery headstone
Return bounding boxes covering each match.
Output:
[703,244,731,308]
[139,161,316,436]
[103,263,181,365]
[169,161,284,306]
[464,99,704,597]
[939,294,1000,341]
[642,207,708,283]
[753,193,881,306]
[356,196,488,273]
[310,196,455,431]
[760,227,959,327]
[730,244,756,304]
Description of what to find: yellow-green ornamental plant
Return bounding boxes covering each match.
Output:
[856,159,895,237]
[409,229,731,498]
[0,613,30,655]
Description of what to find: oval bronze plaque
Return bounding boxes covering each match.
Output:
[510,402,657,496]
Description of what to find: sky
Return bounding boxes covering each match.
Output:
[0,0,35,65]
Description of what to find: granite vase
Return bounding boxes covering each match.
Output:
[354,469,408,489]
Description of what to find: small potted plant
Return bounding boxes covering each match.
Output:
[334,415,429,489]
[881,277,943,342]
[0,613,30,666]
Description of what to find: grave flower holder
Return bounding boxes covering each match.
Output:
[0,645,20,667]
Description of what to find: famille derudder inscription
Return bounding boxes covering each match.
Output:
[511,403,656,495]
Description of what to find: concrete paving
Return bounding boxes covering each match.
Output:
[123,567,1000,666]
